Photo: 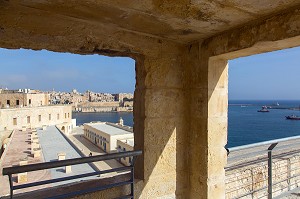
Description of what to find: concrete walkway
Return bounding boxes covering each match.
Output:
[274,187,300,198]
[66,126,124,177]
[37,126,97,186]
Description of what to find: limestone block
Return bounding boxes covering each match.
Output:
[208,89,228,118]
[65,165,72,173]
[42,125,47,130]
[33,149,41,158]
[189,88,208,117]
[144,57,184,88]
[19,160,28,166]
[145,89,185,118]
[17,173,28,183]
[58,152,66,160]
[22,126,27,132]
[208,117,228,147]
[208,59,228,90]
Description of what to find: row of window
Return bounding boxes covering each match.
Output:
[117,145,132,163]
[12,112,70,125]
[85,130,107,151]
[6,99,32,106]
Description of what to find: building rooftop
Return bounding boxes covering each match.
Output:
[118,138,134,147]
[37,126,97,185]
[85,122,133,136]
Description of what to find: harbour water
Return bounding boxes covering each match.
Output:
[73,100,300,148]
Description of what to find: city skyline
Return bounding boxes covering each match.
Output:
[1,47,300,99]
[0,48,135,94]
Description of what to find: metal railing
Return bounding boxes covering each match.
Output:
[2,150,142,199]
[226,136,300,199]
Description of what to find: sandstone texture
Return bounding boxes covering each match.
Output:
[1,1,300,198]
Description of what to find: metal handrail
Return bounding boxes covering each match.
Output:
[228,135,300,152]
[226,137,300,199]
[2,150,142,199]
[3,150,141,175]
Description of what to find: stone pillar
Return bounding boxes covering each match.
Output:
[58,152,66,160]
[33,148,41,158]
[65,165,72,173]
[187,43,227,198]
[18,160,28,183]
[57,152,71,173]
[134,47,188,198]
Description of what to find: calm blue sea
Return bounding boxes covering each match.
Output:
[73,100,300,147]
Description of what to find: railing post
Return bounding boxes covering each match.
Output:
[251,169,254,199]
[8,174,13,199]
[131,156,136,199]
[268,143,278,199]
[131,166,134,199]
[287,158,291,191]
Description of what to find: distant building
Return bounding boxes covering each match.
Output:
[0,89,49,108]
[0,105,73,131]
[114,93,134,103]
[83,122,133,153]
[117,138,134,166]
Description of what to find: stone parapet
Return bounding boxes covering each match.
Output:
[226,155,300,198]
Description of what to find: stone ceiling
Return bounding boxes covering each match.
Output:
[1,0,300,44]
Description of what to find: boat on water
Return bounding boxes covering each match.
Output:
[285,115,300,120]
[258,106,269,112]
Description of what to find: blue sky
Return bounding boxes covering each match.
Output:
[229,46,300,100]
[0,47,300,99]
[0,48,135,93]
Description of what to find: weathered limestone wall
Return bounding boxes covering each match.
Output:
[226,155,300,198]
[205,7,300,60]
[134,46,189,198]
[0,2,300,199]
[185,42,228,198]
[0,93,49,108]
[26,93,50,107]
[0,105,72,130]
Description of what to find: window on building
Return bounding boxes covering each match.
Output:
[68,113,70,118]
[13,118,17,125]
[7,100,10,106]
[27,116,30,124]
[38,115,41,122]
[29,99,31,105]
[65,113,67,119]
[40,101,43,105]
[49,114,51,120]
[16,100,19,106]
[57,114,60,120]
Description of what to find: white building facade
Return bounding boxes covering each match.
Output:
[116,138,134,166]
[0,105,72,130]
[83,122,133,153]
